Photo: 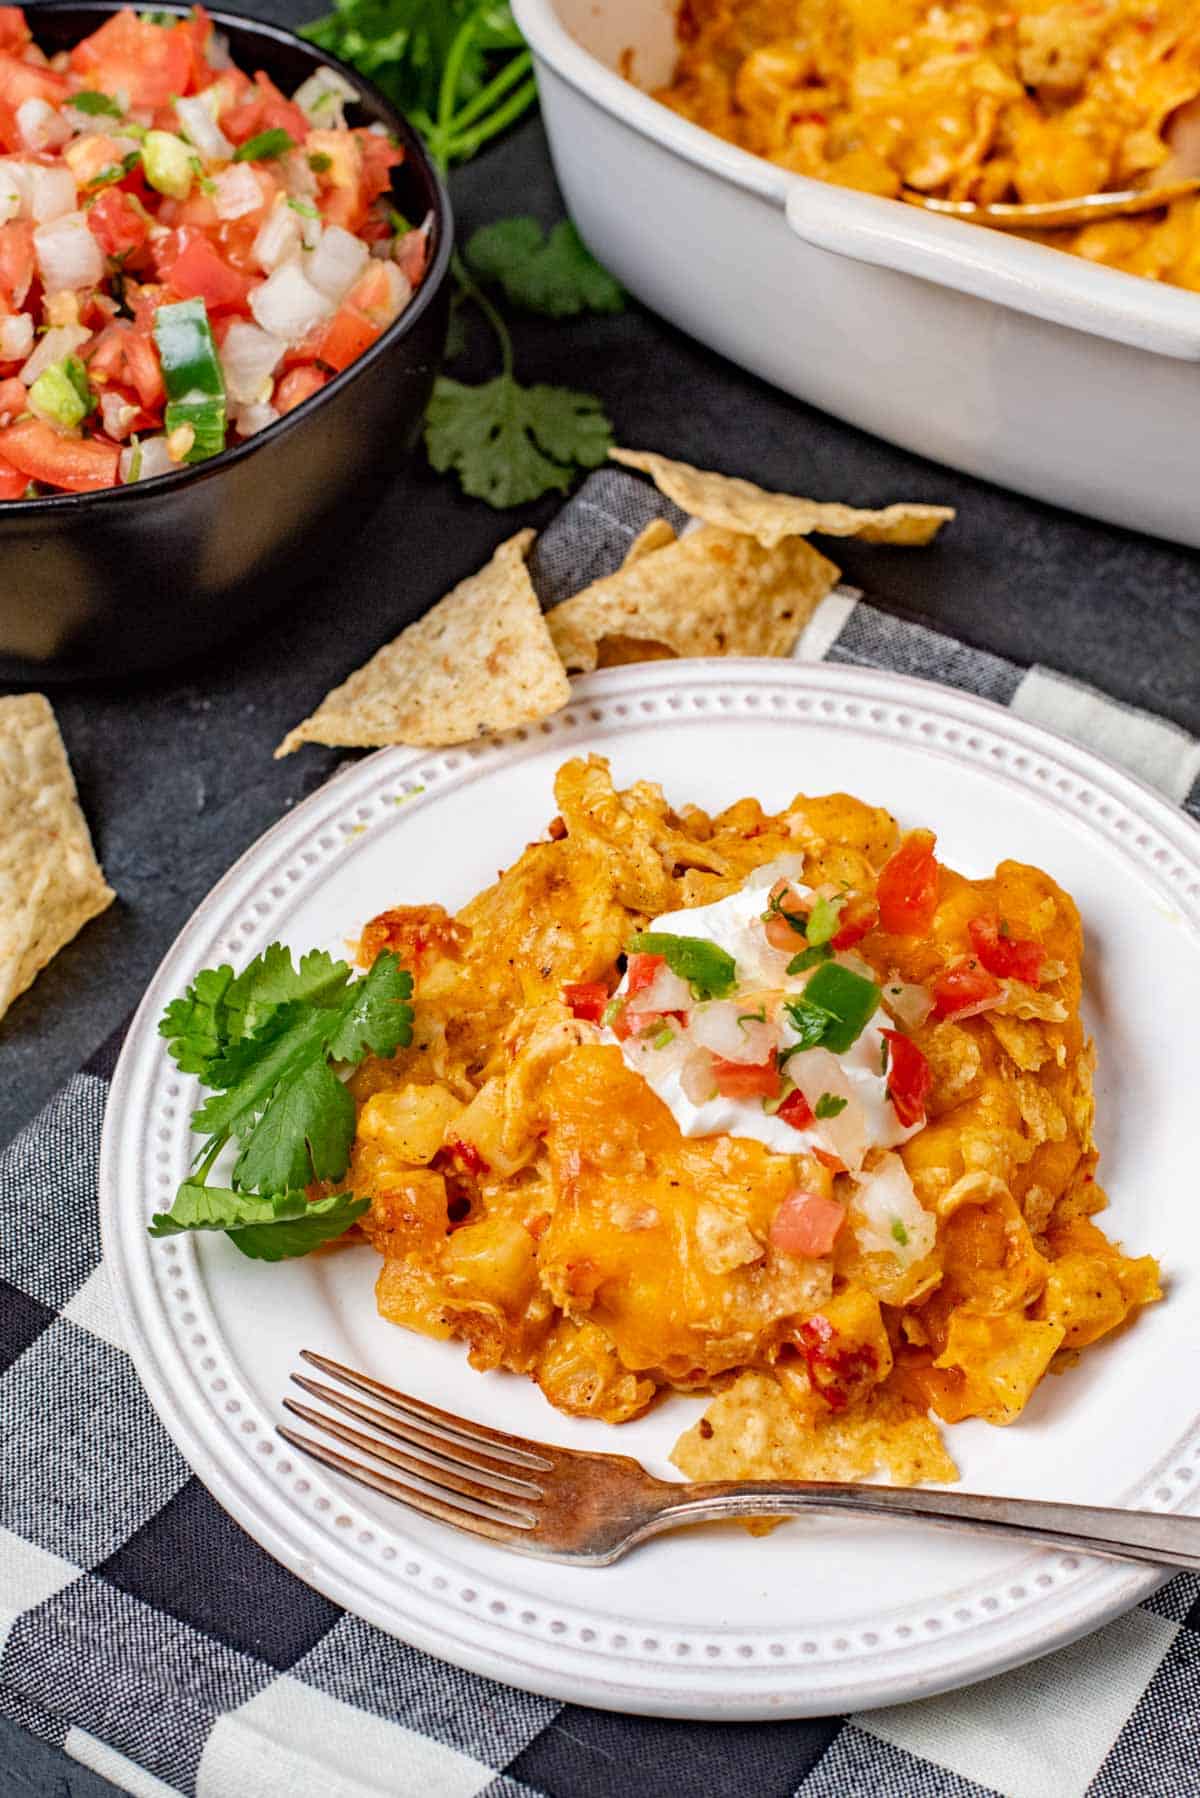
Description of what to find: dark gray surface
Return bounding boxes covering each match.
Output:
[5,8,1200,1786]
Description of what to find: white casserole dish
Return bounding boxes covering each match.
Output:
[513,0,1200,548]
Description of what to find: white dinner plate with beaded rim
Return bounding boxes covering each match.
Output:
[101,659,1200,1720]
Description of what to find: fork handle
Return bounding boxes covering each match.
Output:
[651,1482,1200,1572]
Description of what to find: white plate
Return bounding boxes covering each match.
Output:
[101,660,1200,1720]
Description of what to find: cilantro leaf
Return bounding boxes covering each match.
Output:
[222,945,351,1043]
[328,951,414,1062]
[425,374,612,507]
[159,964,236,1076]
[229,1191,371,1261]
[814,1092,848,1119]
[148,1183,369,1261]
[466,217,625,318]
[71,90,123,117]
[232,1057,356,1193]
[303,0,523,123]
[786,942,832,975]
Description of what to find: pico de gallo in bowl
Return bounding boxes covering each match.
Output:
[0,2,435,498]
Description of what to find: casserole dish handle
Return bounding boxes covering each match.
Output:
[786,181,1200,362]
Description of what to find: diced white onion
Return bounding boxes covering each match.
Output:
[213,162,263,221]
[292,66,358,128]
[248,261,333,344]
[789,1046,868,1169]
[688,999,773,1065]
[174,93,233,163]
[28,163,77,223]
[251,197,302,273]
[233,400,279,436]
[120,435,175,484]
[16,97,71,153]
[680,1048,718,1106]
[304,223,368,301]
[851,1153,936,1266]
[0,313,34,361]
[0,161,26,222]
[219,319,285,404]
[33,211,103,292]
[882,978,933,1031]
[100,390,139,439]
[19,322,90,385]
[279,147,317,199]
[206,29,233,69]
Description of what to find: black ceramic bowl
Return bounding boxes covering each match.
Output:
[0,1,452,682]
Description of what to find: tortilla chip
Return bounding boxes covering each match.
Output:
[546,524,840,674]
[671,1369,957,1492]
[611,447,955,548]
[277,531,571,755]
[0,694,114,1021]
[620,517,676,567]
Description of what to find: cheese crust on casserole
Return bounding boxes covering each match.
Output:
[655,1,1200,294]
[343,757,1159,1487]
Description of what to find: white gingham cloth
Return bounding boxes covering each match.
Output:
[3,470,1199,1798]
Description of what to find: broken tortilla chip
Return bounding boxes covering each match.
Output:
[620,517,676,567]
[611,447,955,548]
[546,524,839,674]
[671,1369,958,1495]
[277,530,571,755]
[0,694,114,1022]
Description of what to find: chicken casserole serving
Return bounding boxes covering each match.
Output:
[342,756,1159,1488]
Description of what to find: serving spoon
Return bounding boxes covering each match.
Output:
[902,177,1200,231]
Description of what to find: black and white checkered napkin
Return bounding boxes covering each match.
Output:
[3,470,1200,1798]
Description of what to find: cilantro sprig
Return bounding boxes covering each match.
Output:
[150,945,412,1260]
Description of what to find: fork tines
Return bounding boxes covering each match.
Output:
[277,1350,551,1542]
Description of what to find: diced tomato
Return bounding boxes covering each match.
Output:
[274,364,327,414]
[70,10,193,109]
[86,188,149,261]
[314,305,380,373]
[770,1192,844,1257]
[0,419,120,493]
[0,454,27,498]
[0,218,34,307]
[931,959,1002,1020]
[443,1137,489,1179]
[354,126,404,203]
[711,1051,781,1101]
[221,71,307,147]
[812,1147,847,1173]
[614,1006,681,1043]
[563,981,608,1023]
[880,1028,931,1127]
[763,878,809,950]
[164,235,253,313]
[876,829,940,935]
[123,326,164,410]
[625,952,665,997]
[831,893,879,950]
[798,1313,881,1411]
[967,914,1045,986]
[176,2,214,91]
[0,49,67,110]
[0,376,27,421]
[776,1086,815,1130]
[0,7,29,54]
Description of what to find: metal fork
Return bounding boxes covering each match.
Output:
[279,1351,1200,1570]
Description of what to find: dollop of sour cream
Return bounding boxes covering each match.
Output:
[607,857,921,1172]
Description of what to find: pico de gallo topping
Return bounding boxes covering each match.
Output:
[0,5,430,496]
